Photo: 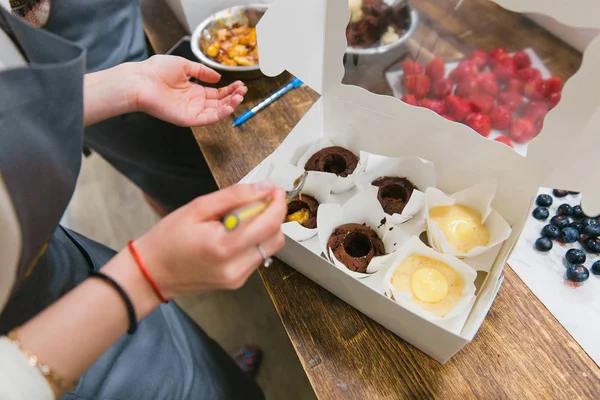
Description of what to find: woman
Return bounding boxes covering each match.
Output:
[2,0,222,216]
[0,7,285,400]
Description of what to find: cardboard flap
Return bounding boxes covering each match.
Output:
[256,0,348,95]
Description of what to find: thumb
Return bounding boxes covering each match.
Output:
[188,181,277,220]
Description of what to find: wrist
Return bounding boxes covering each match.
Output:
[102,250,162,320]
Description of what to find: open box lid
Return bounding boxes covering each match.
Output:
[257,0,600,217]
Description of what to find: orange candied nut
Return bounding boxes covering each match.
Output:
[202,24,259,67]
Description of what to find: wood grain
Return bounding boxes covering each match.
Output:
[142,0,600,398]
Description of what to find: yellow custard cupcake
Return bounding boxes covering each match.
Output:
[429,204,490,253]
[390,255,464,317]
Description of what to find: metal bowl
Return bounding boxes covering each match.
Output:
[191,4,268,78]
[345,4,419,64]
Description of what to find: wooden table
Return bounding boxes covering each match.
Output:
[141,0,600,398]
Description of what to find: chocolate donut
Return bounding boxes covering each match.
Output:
[304,146,358,177]
[372,176,418,215]
[285,194,319,229]
[327,223,385,273]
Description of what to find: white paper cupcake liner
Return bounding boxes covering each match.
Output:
[424,180,512,258]
[317,190,410,279]
[357,155,437,225]
[265,162,336,242]
[383,236,478,324]
[296,136,369,194]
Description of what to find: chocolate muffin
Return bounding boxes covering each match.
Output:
[327,223,385,273]
[305,146,358,177]
[372,176,417,215]
[346,0,411,48]
[285,194,319,229]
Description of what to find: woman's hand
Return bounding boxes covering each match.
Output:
[133,182,287,298]
[134,55,247,127]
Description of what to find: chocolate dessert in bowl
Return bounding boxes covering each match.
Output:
[357,155,437,225]
[424,180,512,259]
[296,138,368,194]
[317,189,409,279]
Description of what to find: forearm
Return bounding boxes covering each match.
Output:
[13,249,161,397]
[83,63,140,127]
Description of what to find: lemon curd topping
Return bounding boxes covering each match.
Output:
[429,204,490,253]
[391,255,465,317]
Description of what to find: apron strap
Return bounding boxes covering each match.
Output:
[0,8,30,62]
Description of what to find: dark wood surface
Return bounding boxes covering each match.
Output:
[141,0,600,398]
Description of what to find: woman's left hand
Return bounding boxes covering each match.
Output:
[135,55,247,127]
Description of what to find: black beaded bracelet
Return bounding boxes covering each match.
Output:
[89,270,137,334]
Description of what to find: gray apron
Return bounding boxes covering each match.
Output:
[0,9,263,400]
[43,0,219,213]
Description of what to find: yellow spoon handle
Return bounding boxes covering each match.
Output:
[222,200,270,230]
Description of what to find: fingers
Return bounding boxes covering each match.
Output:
[227,188,287,251]
[205,81,247,100]
[194,94,244,126]
[220,230,286,290]
[188,181,278,220]
[184,60,221,84]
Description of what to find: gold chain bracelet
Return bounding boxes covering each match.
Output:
[7,329,76,391]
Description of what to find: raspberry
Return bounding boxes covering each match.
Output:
[545,77,563,96]
[404,74,431,99]
[513,51,532,69]
[401,94,418,106]
[522,101,550,123]
[509,118,535,144]
[507,78,524,94]
[523,78,548,101]
[492,57,517,81]
[497,91,523,111]
[489,106,513,130]
[421,98,446,115]
[445,95,473,122]
[489,47,509,63]
[548,91,561,109]
[449,60,478,82]
[469,50,489,70]
[494,136,514,148]
[517,67,542,82]
[477,72,499,96]
[469,94,495,114]
[431,78,454,99]
[426,57,446,82]
[402,59,424,76]
[455,73,480,97]
[465,112,492,137]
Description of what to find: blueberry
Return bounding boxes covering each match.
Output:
[536,194,553,207]
[584,224,600,237]
[582,217,598,227]
[569,221,585,233]
[535,237,553,252]
[579,234,590,244]
[565,249,586,264]
[532,207,549,220]
[566,265,590,282]
[557,204,573,217]
[583,238,600,254]
[553,189,569,198]
[550,215,570,229]
[591,261,600,275]
[571,205,586,220]
[541,224,561,239]
[560,227,579,243]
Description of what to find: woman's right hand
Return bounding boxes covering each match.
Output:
[133,181,287,299]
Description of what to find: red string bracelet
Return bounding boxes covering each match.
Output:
[128,240,168,304]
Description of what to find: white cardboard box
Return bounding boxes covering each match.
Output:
[244,0,600,363]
